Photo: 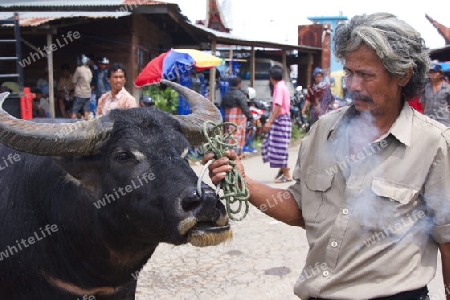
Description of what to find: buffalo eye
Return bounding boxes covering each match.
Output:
[114,151,132,162]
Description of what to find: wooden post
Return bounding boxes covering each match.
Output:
[250,46,255,87]
[228,48,233,76]
[46,32,55,118]
[130,16,139,101]
[209,39,217,103]
[306,53,313,87]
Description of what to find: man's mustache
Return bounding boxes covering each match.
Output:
[347,91,373,103]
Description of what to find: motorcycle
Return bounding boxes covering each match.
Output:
[242,89,271,153]
[290,86,309,131]
[251,99,270,124]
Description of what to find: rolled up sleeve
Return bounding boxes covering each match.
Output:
[427,129,450,244]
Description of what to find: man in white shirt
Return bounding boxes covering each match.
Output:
[97,63,137,116]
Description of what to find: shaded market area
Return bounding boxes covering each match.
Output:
[0,0,322,119]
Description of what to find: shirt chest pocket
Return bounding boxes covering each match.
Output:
[371,178,419,205]
[302,172,334,223]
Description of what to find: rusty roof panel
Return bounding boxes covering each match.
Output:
[0,11,132,27]
[0,0,165,7]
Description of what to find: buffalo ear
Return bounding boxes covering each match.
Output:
[52,156,103,199]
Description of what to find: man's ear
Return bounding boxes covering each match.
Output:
[399,68,413,87]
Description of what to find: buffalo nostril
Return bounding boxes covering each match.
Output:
[181,193,202,212]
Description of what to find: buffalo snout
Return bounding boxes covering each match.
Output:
[177,184,231,247]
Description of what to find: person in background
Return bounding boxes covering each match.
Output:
[87,53,97,77]
[420,62,450,126]
[63,89,75,118]
[56,64,75,118]
[97,63,137,116]
[262,65,292,183]
[36,67,56,97]
[221,76,252,156]
[71,54,93,120]
[203,13,450,300]
[302,67,335,125]
[91,56,111,103]
[31,88,50,118]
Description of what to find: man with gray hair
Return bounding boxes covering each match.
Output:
[204,12,450,300]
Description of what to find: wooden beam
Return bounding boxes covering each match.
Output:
[209,39,217,104]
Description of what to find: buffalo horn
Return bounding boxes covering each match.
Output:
[161,80,222,146]
[0,92,112,156]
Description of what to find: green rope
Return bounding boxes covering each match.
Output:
[203,120,250,221]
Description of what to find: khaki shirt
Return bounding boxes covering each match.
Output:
[288,102,450,299]
[72,66,92,98]
[97,88,137,116]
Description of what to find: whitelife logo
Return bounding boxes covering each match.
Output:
[0,224,58,261]
[0,153,20,171]
[19,31,81,68]
[93,172,156,209]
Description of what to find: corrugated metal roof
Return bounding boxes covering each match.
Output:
[0,0,165,7]
[0,0,318,52]
[190,23,320,51]
[0,11,131,27]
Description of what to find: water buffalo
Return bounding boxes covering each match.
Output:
[0,80,231,299]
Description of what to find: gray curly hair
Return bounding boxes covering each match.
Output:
[333,12,430,98]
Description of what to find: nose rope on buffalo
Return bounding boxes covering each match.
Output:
[196,120,250,221]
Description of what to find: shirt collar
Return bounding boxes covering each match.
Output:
[387,101,413,147]
[110,88,125,100]
[327,101,413,147]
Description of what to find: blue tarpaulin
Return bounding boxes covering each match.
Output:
[441,62,450,73]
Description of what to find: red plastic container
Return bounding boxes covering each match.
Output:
[20,87,35,120]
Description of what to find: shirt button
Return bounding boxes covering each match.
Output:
[342,208,349,215]
[323,270,330,277]
[331,241,338,248]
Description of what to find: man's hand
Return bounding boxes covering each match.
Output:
[263,121,272,133]
[202,150,246,185]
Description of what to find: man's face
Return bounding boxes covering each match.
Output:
[428,70,443,82]
[98,63,107,70]
[343,45,407,116]
[34,93,42,100]
[314,73,323,84]
[108,69,126,92]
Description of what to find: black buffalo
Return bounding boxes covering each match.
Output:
[0,80,231,299]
